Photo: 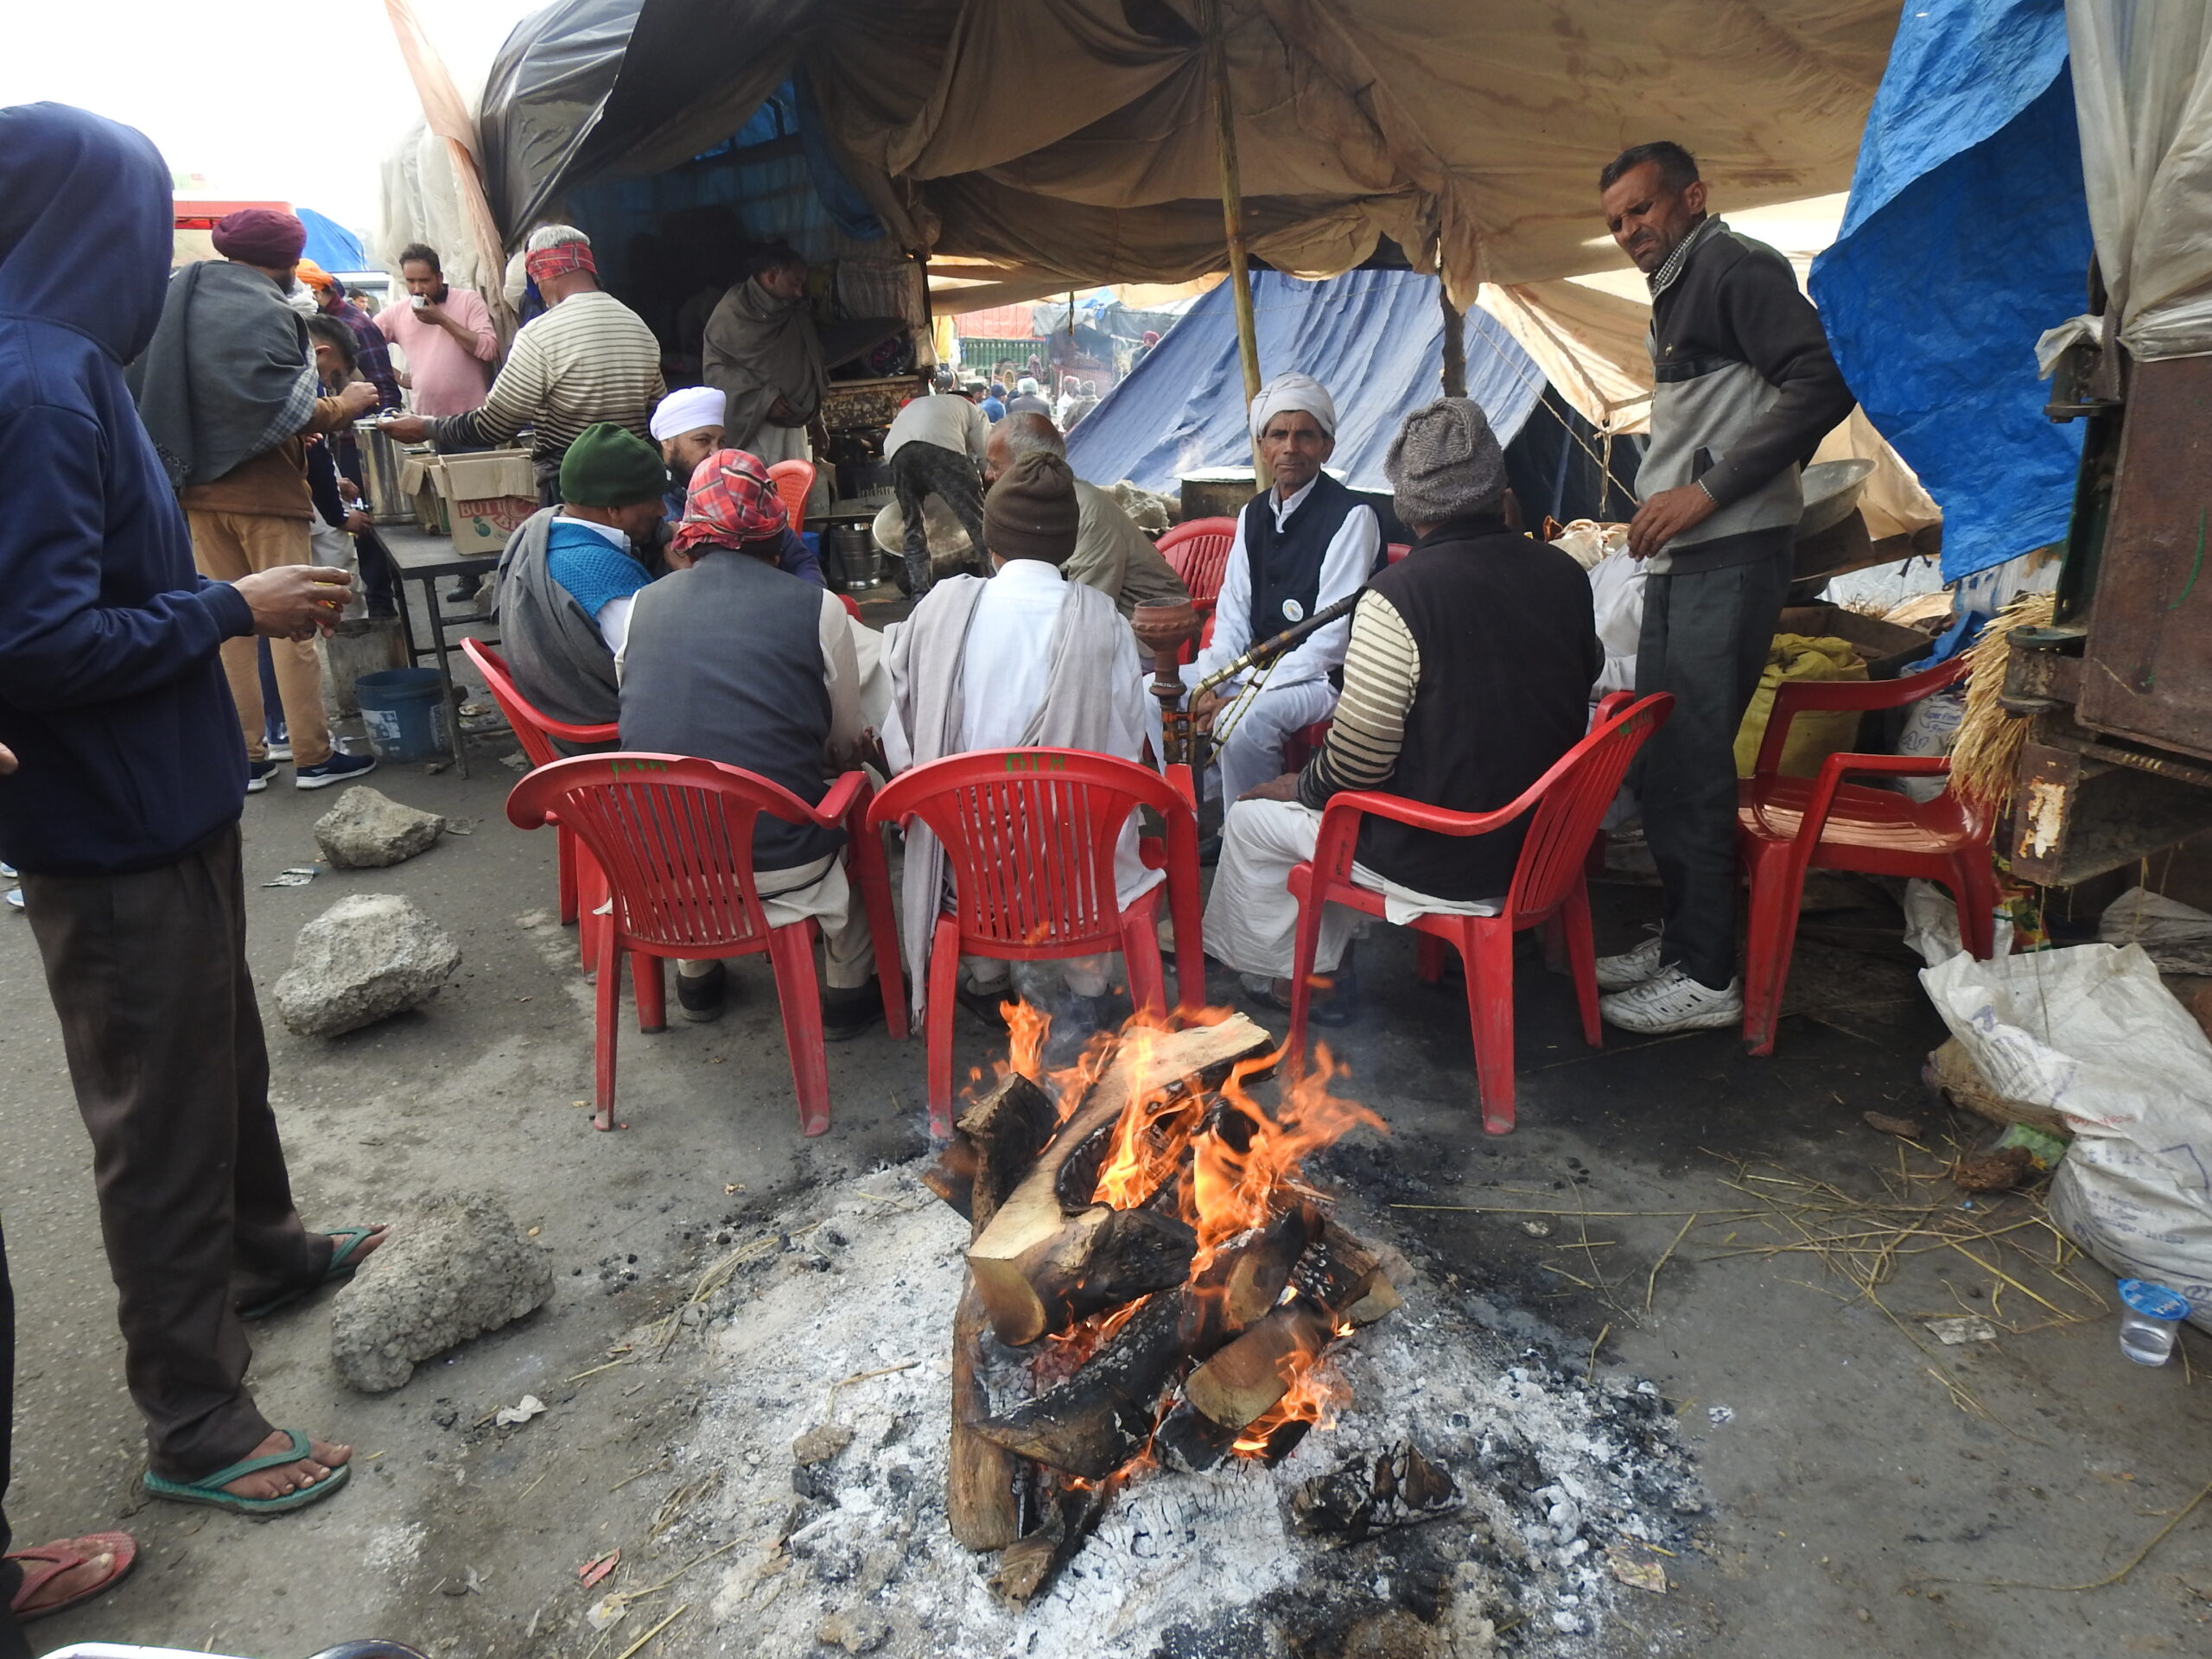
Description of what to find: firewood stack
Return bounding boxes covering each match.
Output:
[920,1013,1402,1602]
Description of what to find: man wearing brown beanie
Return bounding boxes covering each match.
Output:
[884,451,1152,1027]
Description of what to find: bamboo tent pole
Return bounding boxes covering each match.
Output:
[1201,0,1264,481]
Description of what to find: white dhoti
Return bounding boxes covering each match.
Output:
[1203,798,1502,982]
[1145,669,1338,803]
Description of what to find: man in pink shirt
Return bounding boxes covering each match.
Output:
[374,243,497,416]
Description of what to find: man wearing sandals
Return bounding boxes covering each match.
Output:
[0,103,386,1519]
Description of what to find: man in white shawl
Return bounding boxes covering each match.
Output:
[884,452,1154,1027]
[701,245,823,464]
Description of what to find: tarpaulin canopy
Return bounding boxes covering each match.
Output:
[1808,0,2093,581]
[472,0,1899,302]
[1063,268,1544,496]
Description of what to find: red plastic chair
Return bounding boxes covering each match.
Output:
[462,639,617,957]
[766,459,816,534]
[1738,657,1995,1057]
[1157,518,1238,613]
[505,754,910,1136]
[867,748,1206,1135]
[1285,692,1673,1134]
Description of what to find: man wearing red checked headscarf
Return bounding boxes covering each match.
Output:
[380,226,663,506]
[617,450,887,1036]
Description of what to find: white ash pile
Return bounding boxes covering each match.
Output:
[646,1163,1702,1657]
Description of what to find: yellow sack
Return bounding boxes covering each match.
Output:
[1733,633,1869,778]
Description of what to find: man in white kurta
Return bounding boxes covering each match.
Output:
[1173,372,1379,805]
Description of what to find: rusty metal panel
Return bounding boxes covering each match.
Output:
[2078,354,2212,761]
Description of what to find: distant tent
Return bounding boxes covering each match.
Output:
[1066,269,1547,498]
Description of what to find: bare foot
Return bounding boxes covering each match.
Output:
[219,1431,353,1503]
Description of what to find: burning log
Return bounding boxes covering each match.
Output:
[971,1204,1317,1478]
[966,1015,1274,1345]
[1182,1221,1388,1432]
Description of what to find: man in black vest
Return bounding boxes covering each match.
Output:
[1592,141,1853,1034]
[1204,399,1599,1023]
[618,448,881,1035]
[1181,372,1380,805]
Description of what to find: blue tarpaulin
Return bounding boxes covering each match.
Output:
[1065,269,1544,497]
[1808,0,2092,581]
[297,208,366,275]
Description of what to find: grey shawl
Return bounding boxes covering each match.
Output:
[885,572,1132,1017]
[130,261,318,489]
[701,276,825,448]
[493,508,622,729]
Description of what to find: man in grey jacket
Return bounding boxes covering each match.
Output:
[1592,141,1855,1035]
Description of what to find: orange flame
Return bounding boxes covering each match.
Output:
[1232,1357,1351,1456]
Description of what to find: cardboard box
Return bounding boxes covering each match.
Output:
[1778,604,1936,680]
[400,448,537,556]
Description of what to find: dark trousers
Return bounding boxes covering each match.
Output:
[21,824,325,1481]
[892,441,987,582]
[0,1223,28,1659]
[1633,534,1794,988]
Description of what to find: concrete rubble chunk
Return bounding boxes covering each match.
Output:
[331,1191,555,1393]
[273,893,461,1037]
[314,785,445,868]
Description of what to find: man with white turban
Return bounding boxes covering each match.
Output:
[1177,372,1381,811]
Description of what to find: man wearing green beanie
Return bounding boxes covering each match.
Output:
[881,451,1153,1033]
[492,421,668,728]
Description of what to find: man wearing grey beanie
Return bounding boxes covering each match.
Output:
[1205,399,1599,1025]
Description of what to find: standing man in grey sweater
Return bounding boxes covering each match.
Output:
[1592,141,1855,1035]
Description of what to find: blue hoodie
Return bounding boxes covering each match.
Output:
[0,104,255,876]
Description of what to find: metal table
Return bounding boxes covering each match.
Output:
[379,531,501,778]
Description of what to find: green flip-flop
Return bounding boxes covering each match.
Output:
[239,1225,385,1321]
[142,1428,351,1516]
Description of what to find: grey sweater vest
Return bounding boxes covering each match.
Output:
[618,551,840,872]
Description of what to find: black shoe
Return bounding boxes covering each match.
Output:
[677,962,727,1022]
[821,980,885,1042]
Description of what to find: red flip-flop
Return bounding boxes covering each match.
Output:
[8,1531,137,1622]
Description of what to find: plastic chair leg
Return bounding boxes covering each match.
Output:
[1284,882,1327,1071]
[1415,934,1446,985]
[1462,918,1519,1135]
[635,953,666,1033]
[1953,852,1999,958]
[1739,848,1802,1058]
[925,916,962,1139]
[1557,881,1602,1049]
[1122,900,1167,1018]
[592,925,622,1132]
[557,825,579,926]
[766,924,831,1136]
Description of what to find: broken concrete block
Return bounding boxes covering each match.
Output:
[273,893,461,1037]
[331,1191,554,1393]
[314,785,444,868]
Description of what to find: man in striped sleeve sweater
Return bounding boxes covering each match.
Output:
[1204,399,1599,1024]
[381,229,664,505]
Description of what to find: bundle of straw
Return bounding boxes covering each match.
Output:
[1949,591,2057,810]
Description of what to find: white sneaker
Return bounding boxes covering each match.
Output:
[1594,932,1666,992]
[1601,965,1743,1034]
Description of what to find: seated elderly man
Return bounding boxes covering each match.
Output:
[1204,399,1599,1023]
[1181,372,1380,805]
[619,450,880,1033]
[493,423,666,729]
[648,386,820,584]
[985,413,1190,618]
[884,452,1151,1027]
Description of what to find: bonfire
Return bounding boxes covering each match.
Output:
[920,1006,1402,1600]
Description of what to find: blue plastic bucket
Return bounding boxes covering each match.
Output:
[355,667,451,762]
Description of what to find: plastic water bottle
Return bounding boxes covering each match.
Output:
[2116,1279,2191,1366]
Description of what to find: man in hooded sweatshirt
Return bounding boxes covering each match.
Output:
[0,102,386,1526]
